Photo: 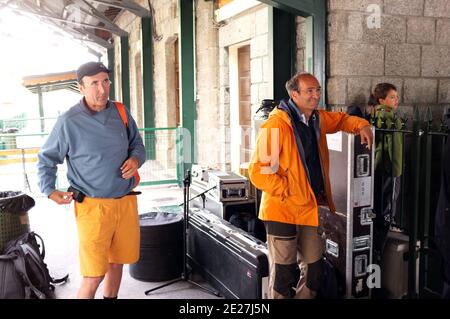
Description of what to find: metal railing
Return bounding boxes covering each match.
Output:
[0,127,182,195]
[372,106,449,298]
[138,127,181,186]
[0,117,59,135]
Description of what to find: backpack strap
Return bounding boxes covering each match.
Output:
[51,273,69,284]
[10,250,46,299]
[28,232,69,285]
[19,232,69,286]
[29,232,45,259]
[115,101,129,128]
[114,101,141,189]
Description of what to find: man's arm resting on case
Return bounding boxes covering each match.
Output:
[359,125,373,150]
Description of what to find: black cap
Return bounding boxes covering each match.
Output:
[77,61,111,83]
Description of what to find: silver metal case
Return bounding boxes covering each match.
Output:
[191,164,211,186]
[207,171,249,202]
[319,129,375,298]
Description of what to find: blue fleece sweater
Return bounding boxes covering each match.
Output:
[37,99,146,198]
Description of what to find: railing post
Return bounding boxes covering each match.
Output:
[176,127,184,186]
[418,107,434,296]
[398,114,408,228]
[409,106,422,298]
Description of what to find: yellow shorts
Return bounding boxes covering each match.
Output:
[74,195,140,277]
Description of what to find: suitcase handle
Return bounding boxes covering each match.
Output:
[226,237,245,251]
[234,232,261,246]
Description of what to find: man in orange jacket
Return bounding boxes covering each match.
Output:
[249,73,373,298]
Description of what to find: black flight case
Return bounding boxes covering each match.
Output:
[187,207,269,299]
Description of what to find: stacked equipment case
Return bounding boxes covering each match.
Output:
[190,170,265,241]
[318,130,375,298]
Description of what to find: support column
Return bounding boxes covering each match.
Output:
[179,0,196,174]
[120,36,131,109]
[37,85,45,133]
[142,17,156,160]
[107,48,116,100]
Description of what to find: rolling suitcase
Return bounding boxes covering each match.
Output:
[187,207,269,299]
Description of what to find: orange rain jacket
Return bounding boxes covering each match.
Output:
[249,107,370,226]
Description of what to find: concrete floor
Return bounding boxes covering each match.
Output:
[28,184,223,299]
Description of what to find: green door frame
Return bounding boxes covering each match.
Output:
[178,0,196,177]
[272,8,296,101]
[258,0,327,103]
[120,36,131,109]
[142,17,156,160]
[107,48,116,100]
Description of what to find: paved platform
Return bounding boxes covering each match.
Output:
[27,184,222,299]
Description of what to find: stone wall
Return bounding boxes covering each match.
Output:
[114,0,179,171]
[214,4,272,170]
[144,0,179,128]
[327,0,450,118]
[112,1,450,172]
[195,0,220,168]
[114,3,142,124]
[113,0,179,128]
[296,16,307,73]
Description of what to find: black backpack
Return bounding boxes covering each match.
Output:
[0,232,68,299]
[229,212,256,236]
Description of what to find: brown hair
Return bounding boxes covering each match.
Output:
[370,82,397,105]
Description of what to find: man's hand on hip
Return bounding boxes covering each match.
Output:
[49,190,73,204]
[359,125,374,150]
[121,156,139,179]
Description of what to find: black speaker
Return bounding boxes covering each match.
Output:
[130,212,183,282]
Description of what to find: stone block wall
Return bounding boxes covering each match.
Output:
[327,0,450,118]
[195,0,220,168]
[114,0,179,171]
[195,4,307,169]
[143,0,178,168]
[296,16,307,73]
[114,3,143,125]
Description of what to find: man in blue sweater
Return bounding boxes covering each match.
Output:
[37,61,146,299]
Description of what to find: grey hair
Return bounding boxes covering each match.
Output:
[285,72,315,97]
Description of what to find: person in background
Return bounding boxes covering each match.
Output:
[366,94,378,121]
[346,104,364,118]
[248,72,373,299]
[371,82,403,264]
[37,62,146,299]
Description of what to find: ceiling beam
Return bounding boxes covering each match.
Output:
[11,7,123,35]
[73,0,128,36]
[87,0,151,17]
[0,0,15,11]
[11,0,113,48]
[69,28,113,48]
[3,0,112,48]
